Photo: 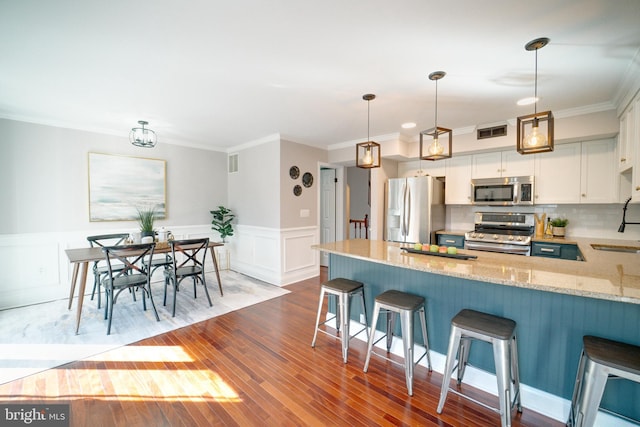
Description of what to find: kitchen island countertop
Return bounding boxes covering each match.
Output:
[313,238,640,304]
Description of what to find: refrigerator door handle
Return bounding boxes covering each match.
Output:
[405,185,411,237]
[401,183,407,237]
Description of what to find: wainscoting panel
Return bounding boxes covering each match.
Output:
[0,225,217,310]
[231,225,319,286]
[0,234,63,309]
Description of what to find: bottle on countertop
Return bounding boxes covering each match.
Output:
[544,218,553,239]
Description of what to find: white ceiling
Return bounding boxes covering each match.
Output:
[1,0,639,152]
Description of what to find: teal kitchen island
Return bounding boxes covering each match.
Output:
[312,239,640,423]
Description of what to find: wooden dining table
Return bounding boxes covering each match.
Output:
[65,240,224,334]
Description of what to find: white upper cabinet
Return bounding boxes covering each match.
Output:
[471,151,535,179]
[398,159,445,178]
[445,155,472,204]
[580,139,616,203]
[618,102,634,172]
[534,140,615,204]
[631,95,640,202]
[535,143,582,204]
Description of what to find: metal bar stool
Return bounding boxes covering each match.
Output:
[363,290,432,396]
[567,335,640,427]
[311,278,369,363]
[437,309,522,427]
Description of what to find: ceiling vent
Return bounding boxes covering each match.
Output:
[477,124,507,140]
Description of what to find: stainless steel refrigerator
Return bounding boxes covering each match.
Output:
[385,176,445,244]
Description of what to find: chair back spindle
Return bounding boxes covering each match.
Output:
[349,214,369,239]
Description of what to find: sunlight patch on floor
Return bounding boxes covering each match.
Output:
[0,368,241,403]
[84,345,193,362]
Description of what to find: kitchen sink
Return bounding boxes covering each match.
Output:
[590,244,640,254]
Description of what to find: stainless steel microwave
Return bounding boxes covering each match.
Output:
[470,176,534,206]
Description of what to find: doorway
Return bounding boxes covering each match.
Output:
[320,165,344,267]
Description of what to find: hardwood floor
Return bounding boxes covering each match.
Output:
[0,268,564,426]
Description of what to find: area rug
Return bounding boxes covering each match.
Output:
[0,270,289,385]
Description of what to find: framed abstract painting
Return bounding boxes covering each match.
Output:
[88,152,166,221]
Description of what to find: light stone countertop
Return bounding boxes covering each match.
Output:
[312,238,640,305]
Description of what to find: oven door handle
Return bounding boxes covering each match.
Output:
[465,241,531,255]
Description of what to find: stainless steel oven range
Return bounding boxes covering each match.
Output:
[464,212,535,256]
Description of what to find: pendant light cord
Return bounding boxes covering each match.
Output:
[367,99,371,142]
[534,48,538,115]
[434,79,438,128]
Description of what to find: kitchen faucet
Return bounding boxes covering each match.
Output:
[618,197,640,232]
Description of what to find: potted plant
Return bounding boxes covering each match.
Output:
[137,207,156,240]
[210,206,235,242]
[550,217,569,237]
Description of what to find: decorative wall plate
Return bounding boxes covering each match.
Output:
[302,172,313,188]
[289,166,300,180]
[293,185,302,196]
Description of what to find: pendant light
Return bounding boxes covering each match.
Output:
[356,94,381,168]
[130,120,157,148]
[420,71,452,161]
[517,37,554,154]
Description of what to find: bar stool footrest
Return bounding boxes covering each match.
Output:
[368,345,429,369]
[316,322,368,342]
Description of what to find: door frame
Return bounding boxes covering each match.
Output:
[317,162,345,266]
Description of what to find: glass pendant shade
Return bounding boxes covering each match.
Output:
[356,94,381,168]
[356,141,381,168]
[517,111,554,154]
[517,37,553,155]
[130,120,157,148]
[420,127,452,161]
[420,71,452,161]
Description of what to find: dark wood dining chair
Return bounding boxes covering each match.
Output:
[101,243,160,335]
[87,233,130,309]
[163,237,213,317]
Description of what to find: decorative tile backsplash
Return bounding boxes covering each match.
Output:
[446,203,640,241]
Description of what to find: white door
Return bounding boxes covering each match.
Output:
[320,168,337,267]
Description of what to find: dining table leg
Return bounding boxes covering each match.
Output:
[74,261,89,335]
[209,247,224,296]
[67,262,80,310]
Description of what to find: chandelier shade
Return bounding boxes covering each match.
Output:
[356,94,381,168]
[130,120,157,148]
[420,71,452,161]
[517,37,553,154]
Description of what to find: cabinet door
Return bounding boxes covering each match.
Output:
[445,155,472,204]
[472,151,535,178]
[632,96,640,203]
[581,139,616,203]
[502,150,535,177]
[398,159,445,178]
[535,143,581,204]
[618,105,632,172]
[471,152,502,178]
